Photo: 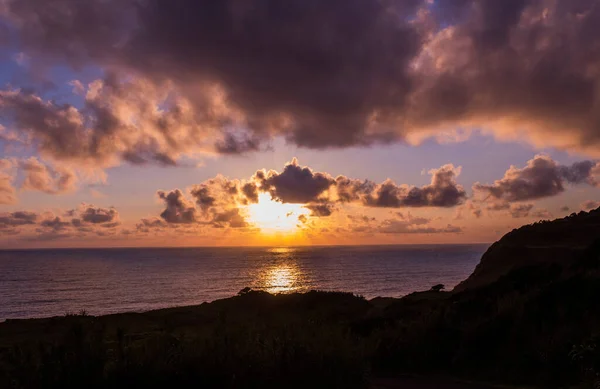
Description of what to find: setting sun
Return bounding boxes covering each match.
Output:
[247,193,309,233]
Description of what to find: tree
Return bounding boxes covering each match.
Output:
[430,284,445,292]
[238,287,252,295]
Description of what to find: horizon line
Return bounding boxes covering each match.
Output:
[0,241,493,251]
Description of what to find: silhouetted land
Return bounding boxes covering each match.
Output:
[3,209,600,388]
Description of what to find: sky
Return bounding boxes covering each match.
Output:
[1,0,600,248]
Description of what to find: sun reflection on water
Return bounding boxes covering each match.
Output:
[264,265,298,293]
[252,247,308,294]
[267,247,297,254]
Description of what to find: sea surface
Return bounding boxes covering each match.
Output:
[0,244,487,320]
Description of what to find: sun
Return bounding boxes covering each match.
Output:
[247,193,309,233]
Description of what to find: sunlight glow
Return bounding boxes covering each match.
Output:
[247,193,309,233]
[262,263,302,294]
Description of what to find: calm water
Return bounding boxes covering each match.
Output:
[0,244,487,320]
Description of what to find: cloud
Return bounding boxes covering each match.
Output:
[0,204,122,239]
[481,200,553,219]
[254,158,334,204]
[0,211,37,232]
[378,219,462,234]
[1,0,421,152]
[0,159,17,204]
[4,0,600,161]
[509,203,534,218]
[79,205,118,224]
[190,176,256,210]
[474,155,599,202]
[157,159,467,228]
[157,189,197,224]
[345,211,461,235]
[463,201,483,219]
[581,200,600,211]
[361,164,467,208]
[19,157,77,194]
[305,203,334,217]
[135,218,173,234]
[347,215,376,223]
[158,177,255,229]
[0,77,240,168]
[40,216,71,231]
[152,159,468,232]
[211,208,248,229]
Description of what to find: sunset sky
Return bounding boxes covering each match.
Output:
[1,0,600,248]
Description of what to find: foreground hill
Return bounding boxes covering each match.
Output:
[2,209,600,388]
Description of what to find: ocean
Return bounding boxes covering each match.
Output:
[0,244,487,320]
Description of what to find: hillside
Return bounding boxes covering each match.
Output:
[455,208,600,291]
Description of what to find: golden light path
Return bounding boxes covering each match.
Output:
[264,264,299,293]
[260,248,304,294]
[247,193,309,234]
[248,199,308,293]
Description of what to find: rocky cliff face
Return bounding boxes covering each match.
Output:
[455,207,600,292]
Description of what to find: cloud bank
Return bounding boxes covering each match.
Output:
[2,0,600,169]
[0,204,122,240]
[155,159,468,230]
[474,155,599,202]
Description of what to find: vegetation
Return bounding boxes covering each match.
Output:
[2,210,600,388]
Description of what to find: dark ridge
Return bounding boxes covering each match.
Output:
[455,207,600,291]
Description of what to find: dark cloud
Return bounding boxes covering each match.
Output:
[334,177,376,203]
[305,203,334,217]
[559,160,597,184]
[347,215,376,223]
[241,182,259,204]
[363,164,467,208]
[0,211,37,228]
[215,134,262,155]
[474,155,599,202]
[40,216,71,231]
[80,206,118,224]
[254,158,334,204]
[135,218,174,234]
[1,204,124,239]
[5,0,600,159]
[211,208,248,229]
[157,189,197,224]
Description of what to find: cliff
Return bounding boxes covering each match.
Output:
[455,207,600,292]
